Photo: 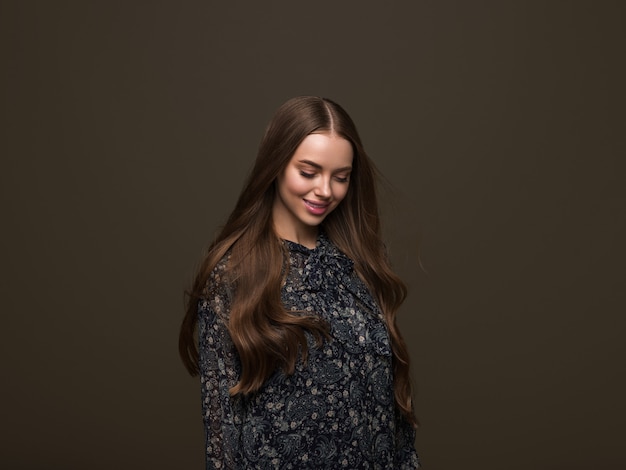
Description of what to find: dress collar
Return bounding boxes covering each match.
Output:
[283,231,354,290]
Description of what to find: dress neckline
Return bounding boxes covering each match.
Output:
[282,237,319,254]
[281,231,326,254]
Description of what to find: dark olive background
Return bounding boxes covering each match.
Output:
[1,1,624,469]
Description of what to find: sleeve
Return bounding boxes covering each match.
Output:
[395,408,421,469]
[198,269,243,470]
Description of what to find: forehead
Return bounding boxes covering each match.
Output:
[290,133,353,168]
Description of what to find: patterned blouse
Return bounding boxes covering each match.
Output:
[198,232,420,469]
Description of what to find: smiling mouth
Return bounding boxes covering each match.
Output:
[304,199,330,209]
[304,199,331,216]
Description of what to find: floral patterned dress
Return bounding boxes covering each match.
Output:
[198,233,420,469]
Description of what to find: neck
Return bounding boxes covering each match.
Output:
[273,223,318,249]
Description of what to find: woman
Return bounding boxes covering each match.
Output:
[180,96,420,469]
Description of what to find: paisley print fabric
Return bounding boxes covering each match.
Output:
[198,233,420,469]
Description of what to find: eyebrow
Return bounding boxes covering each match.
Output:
[298,159,352,172]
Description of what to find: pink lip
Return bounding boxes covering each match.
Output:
[304,199,330,216]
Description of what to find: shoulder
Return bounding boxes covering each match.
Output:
[204,248,232,285]
[199,251,234,312]
[207,251,232,287]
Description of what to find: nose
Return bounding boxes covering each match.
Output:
[314,177,332,199]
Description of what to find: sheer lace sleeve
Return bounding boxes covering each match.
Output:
[198,258,242,470]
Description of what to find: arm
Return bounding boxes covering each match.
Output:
[395,407,421,469]
[198,272,242,469]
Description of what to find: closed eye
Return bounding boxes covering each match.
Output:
[300,171,315,178]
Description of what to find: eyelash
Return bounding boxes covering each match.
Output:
[300,171,349,183]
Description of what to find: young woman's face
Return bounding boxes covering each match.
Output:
[273,132,353,243]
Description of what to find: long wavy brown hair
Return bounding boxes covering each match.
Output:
[179,96,416,425]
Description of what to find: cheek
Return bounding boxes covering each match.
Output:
[334,184,350,204]
[281,171,310,197]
